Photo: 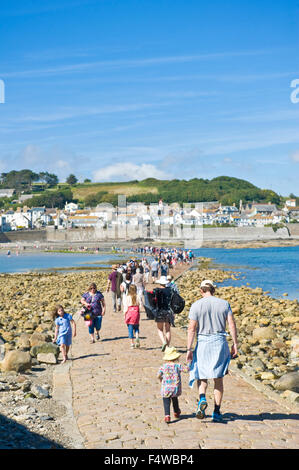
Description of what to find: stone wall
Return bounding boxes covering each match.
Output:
[0,230,46,243]
[286,224,299,238]
[45,225,291,242]
[1,224,297,245]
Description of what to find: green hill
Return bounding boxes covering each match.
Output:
[0,173,283,209]
[72,176,281,207]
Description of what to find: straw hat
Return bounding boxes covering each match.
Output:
[163,346,181,361]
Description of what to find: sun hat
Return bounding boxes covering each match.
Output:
[200,279,216,288]
[155,276,168,285]
[163,346,181,361]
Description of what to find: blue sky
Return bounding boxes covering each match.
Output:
[0,0,299,195]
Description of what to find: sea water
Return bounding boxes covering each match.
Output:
[0,251,125,274]
[0,246,298,300]
[193,245,299,300]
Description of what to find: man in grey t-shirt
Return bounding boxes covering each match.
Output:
[186,280,238,422]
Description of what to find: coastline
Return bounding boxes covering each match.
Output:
[0,236,299,253]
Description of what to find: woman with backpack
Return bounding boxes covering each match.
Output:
[154,276,174,352]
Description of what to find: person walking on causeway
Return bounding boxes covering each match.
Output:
[187,279,238,422]
[158,346,189,423]
[53,305,76,363]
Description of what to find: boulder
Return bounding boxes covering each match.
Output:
[29,332,52,347]
[0,336,5,362]
[31,384,50,399]
[30,342,60,358]
[281,390,299,403]
[282,317,299,325]
[252,326,276,342]
[16,333,31,350]
[37,352,57,364]
[274,371,299,392]
[260,371,277,380]
[0,350,32,373]
[290,336,299,357]
[251,358,266,371]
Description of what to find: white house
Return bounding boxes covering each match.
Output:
[65,202,79,213]
[285,199,296,207]
[251,203,277,216]
[0,189,15,198]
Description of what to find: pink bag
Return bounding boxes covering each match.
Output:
[85,320,93,327]
[125,305,140,325]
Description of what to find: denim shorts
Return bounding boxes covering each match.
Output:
[127,324,139,338]
[88,316,102,334]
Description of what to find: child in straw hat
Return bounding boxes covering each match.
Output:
[157,346,189,423]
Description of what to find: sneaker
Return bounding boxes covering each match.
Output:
[196,397,208,419]
[135,338,140,348]
[212,411,223,422]
[130,343,135,349]
[96,333,100,341]
[161,341,167,352]
[164,415,171,423]
[174,409,181,419]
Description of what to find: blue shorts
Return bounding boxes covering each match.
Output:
[88,316,102,334]
[127,324,139,339]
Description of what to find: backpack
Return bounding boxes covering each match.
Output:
[125,305,140,325]
[170,291,185,314]
[144,288,173,321]
[143,290,158,320]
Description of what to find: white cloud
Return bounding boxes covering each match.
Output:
[16,144,85,180]
[291,150,299,163]
[2,49,275,78]
[93,162,169,182]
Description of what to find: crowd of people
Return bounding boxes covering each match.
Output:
[52,246,238,424]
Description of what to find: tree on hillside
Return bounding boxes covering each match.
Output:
[25,188,74,209]
[0,170,40,190]
[39,172,59,187]
[66,174,78,185]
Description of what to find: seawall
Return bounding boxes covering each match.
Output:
[0,224,298,245]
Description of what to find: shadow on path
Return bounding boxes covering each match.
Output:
[101,336,128,342]
[0,413,64,449]
[72,353,110,361]
[224,412,299,422]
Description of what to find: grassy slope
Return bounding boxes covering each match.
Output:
[72,182,158,201]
